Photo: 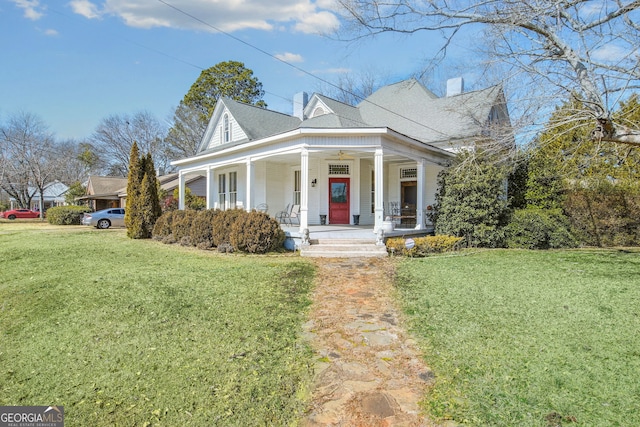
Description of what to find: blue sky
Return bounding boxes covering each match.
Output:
[1,0,471,140]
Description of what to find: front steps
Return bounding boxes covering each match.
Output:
[300,238,388,258]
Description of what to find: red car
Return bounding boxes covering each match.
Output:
[0,209,41,220]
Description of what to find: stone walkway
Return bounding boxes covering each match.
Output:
[302,257,438,426]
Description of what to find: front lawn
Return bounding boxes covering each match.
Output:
[0,224,314,426]
[396,249,640,426]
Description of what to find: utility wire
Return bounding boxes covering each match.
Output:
[155,0,453,139]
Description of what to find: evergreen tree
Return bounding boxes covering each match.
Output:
[125,142,147,239]
[140,153,162,237]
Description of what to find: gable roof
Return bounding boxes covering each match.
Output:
[301,95,367,128]
[198,98,301,153]
[86,176,128,197]
[193,78,509,155]
[358,79,506,147]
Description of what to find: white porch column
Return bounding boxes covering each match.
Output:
[374,148,385,232]
[415,159,427,230]
[178,171,186,210]
[246,159,254,211]
[206,167,215,209]
[299,148,309,231]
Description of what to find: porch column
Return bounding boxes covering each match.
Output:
[206,167,215,209]
[178,171,186,210]
[246,159,254,211]
[415,159,427,230]
[299,148,309,231]
[374,148,385,232]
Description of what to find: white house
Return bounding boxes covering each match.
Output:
[10,181,69,211]
[171,78,511,234]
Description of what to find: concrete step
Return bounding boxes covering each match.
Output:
[300,241,388,258]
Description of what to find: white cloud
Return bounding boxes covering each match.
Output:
[69,0,101,19]
[592,44,632,62]
[294,11,340,34]
[67,0,339,34]
[43,28,59,36]
[11,0,44,20]
[275,52,304,63]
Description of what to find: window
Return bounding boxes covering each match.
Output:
[229,171,237,207]
[370,169,375,214]
[218,173,226,208]
[312,107,325,117]
[293,170,301,205]
[223,114,231,143]
[329,164,350,175]
[401,167,417,179]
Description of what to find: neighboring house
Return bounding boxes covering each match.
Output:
[116,173,207,206]
[78,176,128,211]
[78,174,206,210]
[9,181,69,211]
[171,77,512,233]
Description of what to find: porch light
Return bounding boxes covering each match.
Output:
[311,179,317,187]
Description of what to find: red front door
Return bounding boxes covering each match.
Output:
[329,178,350,224]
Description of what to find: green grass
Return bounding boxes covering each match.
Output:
[395,249,640,427]
[0,223,315,426]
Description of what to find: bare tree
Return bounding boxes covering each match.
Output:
[91,111,169,177]
[336,0,640,146]
[165,102,207,160]
[55,139,107,184]
[317,69,390,105]
[0,112,56,214]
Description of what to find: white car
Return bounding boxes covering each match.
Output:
[82,208,125,229]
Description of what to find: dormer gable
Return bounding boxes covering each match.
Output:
[303,95,335,119]
[198,99,248,152]
[196,98,302,154]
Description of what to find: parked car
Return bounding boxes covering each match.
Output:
[82,208,125,229]
[0,209,41,220]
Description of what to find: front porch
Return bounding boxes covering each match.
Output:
[282,223,434,252]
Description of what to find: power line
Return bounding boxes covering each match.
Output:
[155,0,453,139]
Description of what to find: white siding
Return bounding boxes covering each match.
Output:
[265,163,287,214]
[207,110,248,150]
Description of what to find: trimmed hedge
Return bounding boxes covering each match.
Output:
[190,209,217,250]
[152,210,176,243]
[151,209,285,254]
[387,235,463,257]
[46,206,92,225]
[230,211,285,254]
[172,210,198,246]
[212,209,246,247]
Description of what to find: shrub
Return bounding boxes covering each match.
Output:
[387,235,463,257]
[46,206,92,225]
[505,208,578,249]
[152,210,175,242]
[171,210,198,246]
[433,153,511,248]
[564,184,640,247]
[212,209,246,247]
[229,211,285,254]
[190,209,217,250]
